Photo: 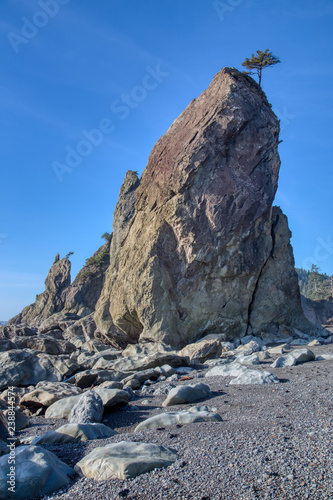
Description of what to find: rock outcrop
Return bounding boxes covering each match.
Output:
[8,257,71,327]
[94,171,140,346]
[95,67,320,347]
[9,241,111,328]
[248,207,320,340]
[301,295,333,327]
[8,68,324,349]
[62,241,111,316]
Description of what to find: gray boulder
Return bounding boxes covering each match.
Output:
[229,369,279,385]
[93,388,128,408]
[0,325,36,339]
[74,440,177,480]
[178,339,222,364]
[316,354,333,361]
[271,355,296,368]
[205,363,249,378]
[0,411,8,441]
[135,409,222,431]
[11,335,76,355]
[32,423,116,445]
[66,369,122,389]
[0,445,74,499]
[68,391,104,424]
[3,409,29,430]
[76,349,120,370]
[0,350,78,390]
[19,382,82,410]
[45,394,83,419]
[0,438,7,457]
[234,354,260,365]
[290,348,315,364]
[93,343,189,373]
[272,348,315,368]
[162,383,211,407]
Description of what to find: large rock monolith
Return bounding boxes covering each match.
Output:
[95,67,320,347]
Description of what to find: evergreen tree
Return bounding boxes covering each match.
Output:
[296,266,333,300]
[101,232,111,242]
[242,49,280,88]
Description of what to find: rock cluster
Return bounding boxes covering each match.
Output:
[1,67,332,498]
[6,68,327,351]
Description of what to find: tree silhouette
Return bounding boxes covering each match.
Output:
[101,232,111,242]
[242,49,280,88]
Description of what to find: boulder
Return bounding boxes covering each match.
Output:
[122,368,160,386]
[68,391,104,424]
[0,445,74,499]
[162,383,211,407]
[19,382,82,409]
[74,440,177,480]
[0,438,7,457]
[66,369,123,389]
[287,347,315,364]
[97,381,124,390]
[77,349,120,370]
[316,353,333,361]
[93,388,128,408]
[205,363,249,378]
[0,325,36,339]
[0,339,17,352]
[178,339,222,364]
[235,341,261,355]
[45,394,83,419]
[93,348,188,373]
[0,350,78,390]
[38,312,81,334]
[3,409,29,430]
[271,355,295,368]
[135,409,222,431]
[271,348,315,368]
[234,354,260,365]
[11,335,76,355]
[0,411,9,441]
[229,369,279,385]
[64,313,97,341]
[32,423,116,445]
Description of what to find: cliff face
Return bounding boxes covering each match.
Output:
[301,295,333,326]
[94,171,140,346]
[62,241,111,317]
[94,67,319,347]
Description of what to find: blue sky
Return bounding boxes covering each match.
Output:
[1,0,332,320]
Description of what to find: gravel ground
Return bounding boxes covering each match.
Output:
[17,344,333,500]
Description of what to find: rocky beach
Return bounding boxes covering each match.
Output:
[1,68,332,500]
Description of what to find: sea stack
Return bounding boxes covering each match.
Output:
[95,67,318,347]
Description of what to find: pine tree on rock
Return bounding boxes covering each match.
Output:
[242,49,280,88]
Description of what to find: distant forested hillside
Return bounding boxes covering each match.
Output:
[296,265,333,300]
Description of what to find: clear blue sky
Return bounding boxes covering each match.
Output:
[1,0,332,320]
